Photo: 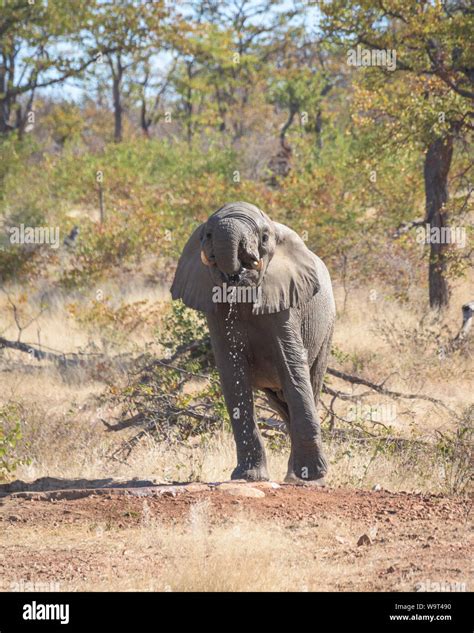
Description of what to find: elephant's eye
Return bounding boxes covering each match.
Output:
[261,233,269,244]
[206,231,212,239]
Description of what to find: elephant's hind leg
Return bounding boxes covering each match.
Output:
[310,322,334,407]
[282,323,334,485]
[263,388,290,430]
[282,324,335,485]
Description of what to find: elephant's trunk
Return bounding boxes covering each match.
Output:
[213,218,244,276]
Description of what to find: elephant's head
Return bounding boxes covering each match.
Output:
[171,201,320,315]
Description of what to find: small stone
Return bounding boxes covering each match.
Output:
[223,486,265,499]
[368,526,378,540]
[182,483,209,493]
[357,533,373,546]
[372,484,382,491]
[335,535,346,544]
[255,481,280,490]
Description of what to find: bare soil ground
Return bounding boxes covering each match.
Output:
[0,479,471,592]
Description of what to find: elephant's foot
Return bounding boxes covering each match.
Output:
[287,445,328,484]
[284,471,326,486]
[231,464,270,482]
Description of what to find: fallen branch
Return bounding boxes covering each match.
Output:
[151,359,210,380]
[322,384,373,401]
[0,335,134,370]
[326,367,457,416]
[102,412,147,432]
[0,336,67,362]
[1,331,457,415]
[392,218,425,238]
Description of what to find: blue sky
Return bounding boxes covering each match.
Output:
[40,0,321,104]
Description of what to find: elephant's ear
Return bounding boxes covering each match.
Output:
[171,224,216,313]
[253,222,319,315]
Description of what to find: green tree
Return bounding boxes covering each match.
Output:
[171,0,298,144]
[0,1,100,137]
[320,0,474,308]
[267,33,340,155]
[83,0,169,142]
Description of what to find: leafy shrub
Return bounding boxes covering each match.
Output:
[0,403,30,480]
[102,301,227,460]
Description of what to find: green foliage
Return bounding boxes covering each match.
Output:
[321,1,473,148]
[161,301,208,351]
[0,404,30,481]
[42,102,85,147]
[68,297,162,353]
[103,300,228,457]
[0,137,53,282]
[435,406,473,494]
[0,0,471,300]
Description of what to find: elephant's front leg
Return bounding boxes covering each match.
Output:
[274,315,328,484]
[207,313,269,481]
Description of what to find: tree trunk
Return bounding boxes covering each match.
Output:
[0,64,13,134]
[140,96,150,138]
[314,109,323,151]
[280,105,297,152]
[0,96,11,134]
[423,135,453,309]
[112,74,123,143]
[185,86,192,146]
[185,62,193,146]
[110,55,124,144]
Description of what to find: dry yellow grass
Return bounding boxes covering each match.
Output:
[0,503,439,593]
[1,492,470,593]
[1,274,472,494]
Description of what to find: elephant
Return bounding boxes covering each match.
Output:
[171,201,335,484]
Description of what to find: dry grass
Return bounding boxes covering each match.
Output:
[1,274,472,494]
[7,422,467,495]
[1,277,472,594]
[0,503,394,592]
[2,493,469,593]
[0,279,169,354]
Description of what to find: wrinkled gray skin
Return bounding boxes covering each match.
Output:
[171,202,335,484]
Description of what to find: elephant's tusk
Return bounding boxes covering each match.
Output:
[201,250,213,266]
[251,259,264,271]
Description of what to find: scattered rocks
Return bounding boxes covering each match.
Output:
[220,486,265,499]
[180,483,209,493]
[368,526,378,540]
[7,515,22,522]
[0,477,159,496]
[357,533,373,546]
[255,481,280,490]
